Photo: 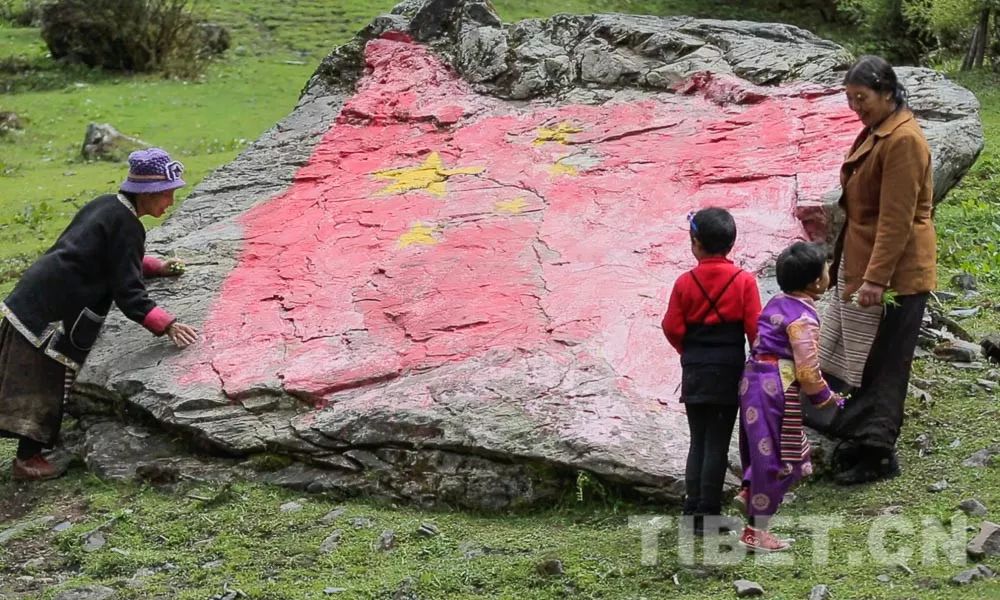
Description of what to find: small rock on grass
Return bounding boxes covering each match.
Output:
[319,530,343,554]
[733,579,764,597]
[876,574,891,583]
[417,522,439,537]
[82,531,106,552]
[0,516,56,545]
[53,586,115,600]
[320,507,346,524]
[927,480,949,492]
[324,589,347,595]
[808,584,831,600]
[536,558,564,576]
[963,448,998,468]
[951,564,995,585]
[966,521,1000,559]
[959,499,988,517]
[280,500,304,513]
[375,530,396,552]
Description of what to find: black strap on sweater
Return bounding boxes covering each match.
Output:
[689,269,742,324]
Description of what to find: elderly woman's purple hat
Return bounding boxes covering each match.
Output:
[119,148,186,194]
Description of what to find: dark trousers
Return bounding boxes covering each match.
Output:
[817,293,928,450]
[683,403,739,515]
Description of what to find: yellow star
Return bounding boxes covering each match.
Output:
[398,223,438,248]
[548,157,578,177]
[533,121,583,146]
[495,197,527,214]
[372,152,485,197]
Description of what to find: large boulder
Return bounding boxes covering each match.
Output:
[71,0,983,509]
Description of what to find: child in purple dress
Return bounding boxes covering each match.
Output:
[735,242,844,552]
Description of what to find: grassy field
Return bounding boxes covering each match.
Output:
[2,1,1000,598]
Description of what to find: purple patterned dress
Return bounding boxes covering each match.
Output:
[739,293,840,518]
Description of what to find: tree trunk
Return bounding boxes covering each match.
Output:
[964,8,991,70]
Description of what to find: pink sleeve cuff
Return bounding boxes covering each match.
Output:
[142,306,175,335]
[142,256,166,277]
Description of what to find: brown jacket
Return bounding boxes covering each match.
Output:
[834,109,936,297]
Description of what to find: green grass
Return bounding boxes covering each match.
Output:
[2,1,1000,598]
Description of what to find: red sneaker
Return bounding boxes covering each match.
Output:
[12,454,64,481]
[732,487,750,515]
[739,526,790,553]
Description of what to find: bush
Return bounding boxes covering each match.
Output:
[837,0,938,64]
[39,0,227,78]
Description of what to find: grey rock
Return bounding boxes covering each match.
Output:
[808,583,831,600]
[951,564,995,585]
[52,520,73,532]
[927,480,949,493]
[966,521,1000,559]
[351,517,373,529]
[320,507,346,524]
[0,111,23,132]
[70,0,984,511]
[948,307,980,319]
[319,529,343,554]
[417,522,440,537]
[733,579,764,597]
[53,586,116,600]
[280,500,304,513]
[201,559,225,569]
[934,339,983,363]
[959,499,988,517]
[82,531,106,552]
[375,529,397,551]
[81,122,146,161]
[951,273,978,291]
[950,438,962,449]
[914,432,933,456]
[982,334,1000,364]
[963,447,999,468]
[392,576,420,600]
[0,516,55,545]
[324,589,347,595]
[536,558,564,576]
[875,574,892,583]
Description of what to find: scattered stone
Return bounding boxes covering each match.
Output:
[0,111,23,132]
[932,290,960,302]
[951,273,978,291]
[351,517,373,529]
[0,516,55,545]
[880,505,904,516]
[319,529,343,554]
[808,584,831,600]
[201,559,225,569]
[982,335,1000,364]
[963,447,999,468]
[417,522,440,537]
[966,521,1000,559]
[459,541,484,559]
[53,521,73,532]
[53,586,116,600]
[951,564,995,585]
[733,579,764,597]
[324,589,347,595]
[977,379,998,392]
[22,557,46,570]
[952,362,986,369]
[375,529,396,552]
[536,558,565,577]
[391,576,419,600]
[914,433,933,456]
[959,499,988,517]
[950,438,962,449]
[934,339,983,363]
[948,307,980,319]
[80,122,147,161]
[916,576,942,590]
[82,531,106,552]
[875,574,892,583]
[928,480,950,493]
[320,507,346,524]
[280,500,304,513]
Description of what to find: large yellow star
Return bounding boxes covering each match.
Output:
[533,121,583,146]
[373,152,485,197]
[398,223,438,248]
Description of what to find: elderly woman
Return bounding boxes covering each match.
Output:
[813,56,936,485]
[0,148,198,481]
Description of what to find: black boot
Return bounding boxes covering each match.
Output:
[834,446,900,485]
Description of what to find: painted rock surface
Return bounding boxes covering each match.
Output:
[74,0,982,509]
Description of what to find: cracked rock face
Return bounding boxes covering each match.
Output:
[72,0,983,509]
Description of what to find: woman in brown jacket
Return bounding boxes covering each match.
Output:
[813,56,935,485]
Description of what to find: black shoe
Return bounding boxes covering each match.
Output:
[831,440,864,474]
[834,449,900,485]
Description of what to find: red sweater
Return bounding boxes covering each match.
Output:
[662,257,761,353]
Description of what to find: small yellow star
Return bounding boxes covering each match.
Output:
[548,157,578,177]
[398,223,439,248]
[373,152,485,197]
[533,121,583,146]
[495,197,528,214]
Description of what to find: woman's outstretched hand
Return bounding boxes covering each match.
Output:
[854,281,886,307]
[166,322,198,347]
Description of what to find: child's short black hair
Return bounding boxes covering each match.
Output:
[690,207,736,255]
[776,242,827,293]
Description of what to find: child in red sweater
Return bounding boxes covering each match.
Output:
[662,207,761,535]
